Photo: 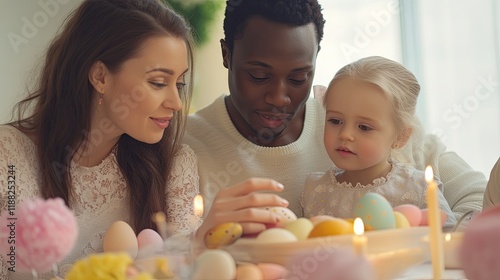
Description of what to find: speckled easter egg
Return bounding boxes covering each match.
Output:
[262,206,297,227]
[204,222,243,249]
[353,193,396,230]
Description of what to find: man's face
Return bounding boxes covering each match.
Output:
[222,16,318,147]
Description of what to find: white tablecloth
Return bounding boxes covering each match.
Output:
[396,262,467,280]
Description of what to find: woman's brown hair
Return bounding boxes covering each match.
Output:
[9,0,194,233]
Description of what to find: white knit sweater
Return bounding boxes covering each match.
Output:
[184,95,333,216]
[184,95,487,221]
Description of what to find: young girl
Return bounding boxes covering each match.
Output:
[301,56,456,228]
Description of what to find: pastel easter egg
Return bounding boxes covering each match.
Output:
[257,263,289,280]
[393,204,422,227]
[205,222,243,249]
[354,193,396,230]
[284,218,314,240]
[137,229,163,249]
[393,211,411,228]
[308,218,353,238]
[420,209,448,226]
[103,221,138,259]
[256,228,298,243]
[309,215,339,226]
[236,263,263,280]
[262,206,297,227]
[193,249,236,280]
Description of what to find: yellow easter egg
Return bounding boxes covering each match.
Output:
[103,221,138,259]
[204,222,243,249]
[308,218,354,238]
[393,211,411,228]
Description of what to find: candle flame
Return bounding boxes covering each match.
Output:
[194,194,204,217]
[445,233,451,242]
[425,165,434,183]
[354,217,365,235]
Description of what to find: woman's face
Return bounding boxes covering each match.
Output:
[99,36,188,144]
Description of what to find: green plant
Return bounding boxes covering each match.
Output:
[163,0,224,46]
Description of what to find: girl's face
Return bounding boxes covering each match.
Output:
[98,36,188,144]
[323,77,399,174]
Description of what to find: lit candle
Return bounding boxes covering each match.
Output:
[191,194,204,231]
[353,217,367,256]
[193,194,204,218]
[152,211,168,240]
[425,166,444,280]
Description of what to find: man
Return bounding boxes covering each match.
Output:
[184,0,486,222]
[184,0,328,217]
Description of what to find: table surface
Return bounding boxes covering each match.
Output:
[395,262,467,280]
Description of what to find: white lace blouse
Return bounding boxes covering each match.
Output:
[301,161,456,227]
[0,125,201,279]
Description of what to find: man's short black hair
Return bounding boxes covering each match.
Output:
[223,0,325,53]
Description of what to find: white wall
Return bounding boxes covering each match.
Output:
[0,0,228,119]
[0,0,84,122]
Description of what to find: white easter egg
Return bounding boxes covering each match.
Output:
[256,228,298,243]
[284,218,314,240]
[193,249,236,280]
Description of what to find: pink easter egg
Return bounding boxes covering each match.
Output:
[460,206,500,280]
[0,198,78,272]
[393,204,422,227]
[419,208,448,226]
[137,229,163,249]
[286,247,375,280]
[257,263,288,280]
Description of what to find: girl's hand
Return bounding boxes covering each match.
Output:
[195,178,289,242]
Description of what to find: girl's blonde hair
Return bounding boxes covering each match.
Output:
[324,56,424,165]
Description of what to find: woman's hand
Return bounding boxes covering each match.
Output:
[195,178,289,243]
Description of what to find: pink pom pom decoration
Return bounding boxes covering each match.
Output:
[0,197,78,272]
[460,206,500,280]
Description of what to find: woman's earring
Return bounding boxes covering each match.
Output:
[98,93,103,105]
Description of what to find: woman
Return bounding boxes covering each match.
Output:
[0,0,286,278]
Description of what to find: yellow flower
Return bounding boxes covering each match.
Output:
[66,253,153,280]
